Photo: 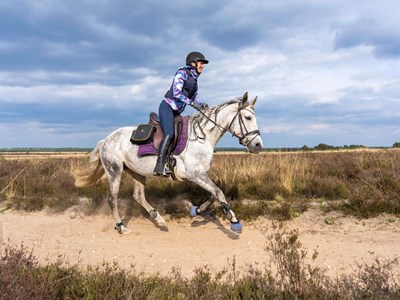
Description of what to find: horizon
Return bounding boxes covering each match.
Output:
[1,143,398,152]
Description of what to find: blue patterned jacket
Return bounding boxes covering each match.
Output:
[163,66,203,113]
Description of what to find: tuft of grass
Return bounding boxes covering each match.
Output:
[324,217,336,225]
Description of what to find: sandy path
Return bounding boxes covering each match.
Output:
[1,209,399,278]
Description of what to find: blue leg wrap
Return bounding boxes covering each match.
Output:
[190,206,199,217]
[230,221,243,233]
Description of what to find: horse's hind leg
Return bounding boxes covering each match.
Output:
[133,179,167,229]
[103,160,131,234]
[125,168,167,229]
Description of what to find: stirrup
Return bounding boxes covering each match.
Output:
[162,162,172,176]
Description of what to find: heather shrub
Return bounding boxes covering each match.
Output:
[1,150,399,218]
[1,226,398,299]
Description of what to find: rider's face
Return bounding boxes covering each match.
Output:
[191,61,205,74]
[196,61,205,74]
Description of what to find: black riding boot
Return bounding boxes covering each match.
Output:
[153,135,172,176]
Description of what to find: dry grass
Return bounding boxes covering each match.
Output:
[1,149,399,219]
[2,150,399,298]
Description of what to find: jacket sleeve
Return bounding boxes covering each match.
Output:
[191,89,200,104]
[172,70,192,105]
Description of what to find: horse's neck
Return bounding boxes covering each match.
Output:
[191,103,236,147]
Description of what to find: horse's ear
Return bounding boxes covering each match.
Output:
[250,96,258,108]
[241,92,248,106]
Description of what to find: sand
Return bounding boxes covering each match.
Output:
[1,208,399,278]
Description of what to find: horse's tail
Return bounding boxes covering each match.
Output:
[73,140,105,187]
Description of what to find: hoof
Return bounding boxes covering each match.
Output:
[154,217,167,228]
[159,226,169,232]
[151,210,167,228]
[190,206,198,217]
[120,227,132,235]
[230,221,243,233]
[115,223,131,235]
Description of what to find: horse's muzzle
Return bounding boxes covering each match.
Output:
[247,136,263,153]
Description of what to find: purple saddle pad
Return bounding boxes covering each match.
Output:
[137,116,189,156]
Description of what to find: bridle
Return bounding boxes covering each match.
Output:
[194,103,261,147]
[227,106,261,146]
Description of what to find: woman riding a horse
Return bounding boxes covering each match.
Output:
[73,49,263,234]
[154,51,210,176]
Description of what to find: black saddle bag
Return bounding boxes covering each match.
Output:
[130,124,156,145]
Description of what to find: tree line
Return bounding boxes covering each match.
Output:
[1,142,399,153]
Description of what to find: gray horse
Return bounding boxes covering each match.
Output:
[73,92,263,234]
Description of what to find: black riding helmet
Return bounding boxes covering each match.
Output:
[186,51,209,65]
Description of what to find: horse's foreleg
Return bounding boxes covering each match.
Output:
[199,198,214,213]
[189,173,242,233]
[131,177,167,229]
[189,198,214,217]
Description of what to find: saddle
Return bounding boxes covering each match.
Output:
[148,112,183,151]
[131,114,189,180]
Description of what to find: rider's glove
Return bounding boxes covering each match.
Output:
[201,103,209,110]
[191,102,203,111]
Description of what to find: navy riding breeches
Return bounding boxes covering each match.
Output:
[159,100,180,138]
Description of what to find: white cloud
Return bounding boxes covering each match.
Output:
[264,122,330,135]
[0,120,113,148]
[0,83,157,108]
[129,76,167,97]
[308,123,330,131]
[263,125,291,134]
[1,0,400,147]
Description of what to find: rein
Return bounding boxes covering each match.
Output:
[193,103,260,147]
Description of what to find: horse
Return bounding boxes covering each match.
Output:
[73,92,263,234]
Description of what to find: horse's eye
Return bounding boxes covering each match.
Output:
[245,116,252,120]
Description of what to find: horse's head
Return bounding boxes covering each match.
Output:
[228,92,264,153]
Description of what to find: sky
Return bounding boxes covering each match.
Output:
[0,0,399,149]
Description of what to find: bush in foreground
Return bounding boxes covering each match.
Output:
[1,224,399,299]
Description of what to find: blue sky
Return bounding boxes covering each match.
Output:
[0,0,399,148]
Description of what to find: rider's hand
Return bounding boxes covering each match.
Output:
[201,103,209,110]
[191,102,203,111]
